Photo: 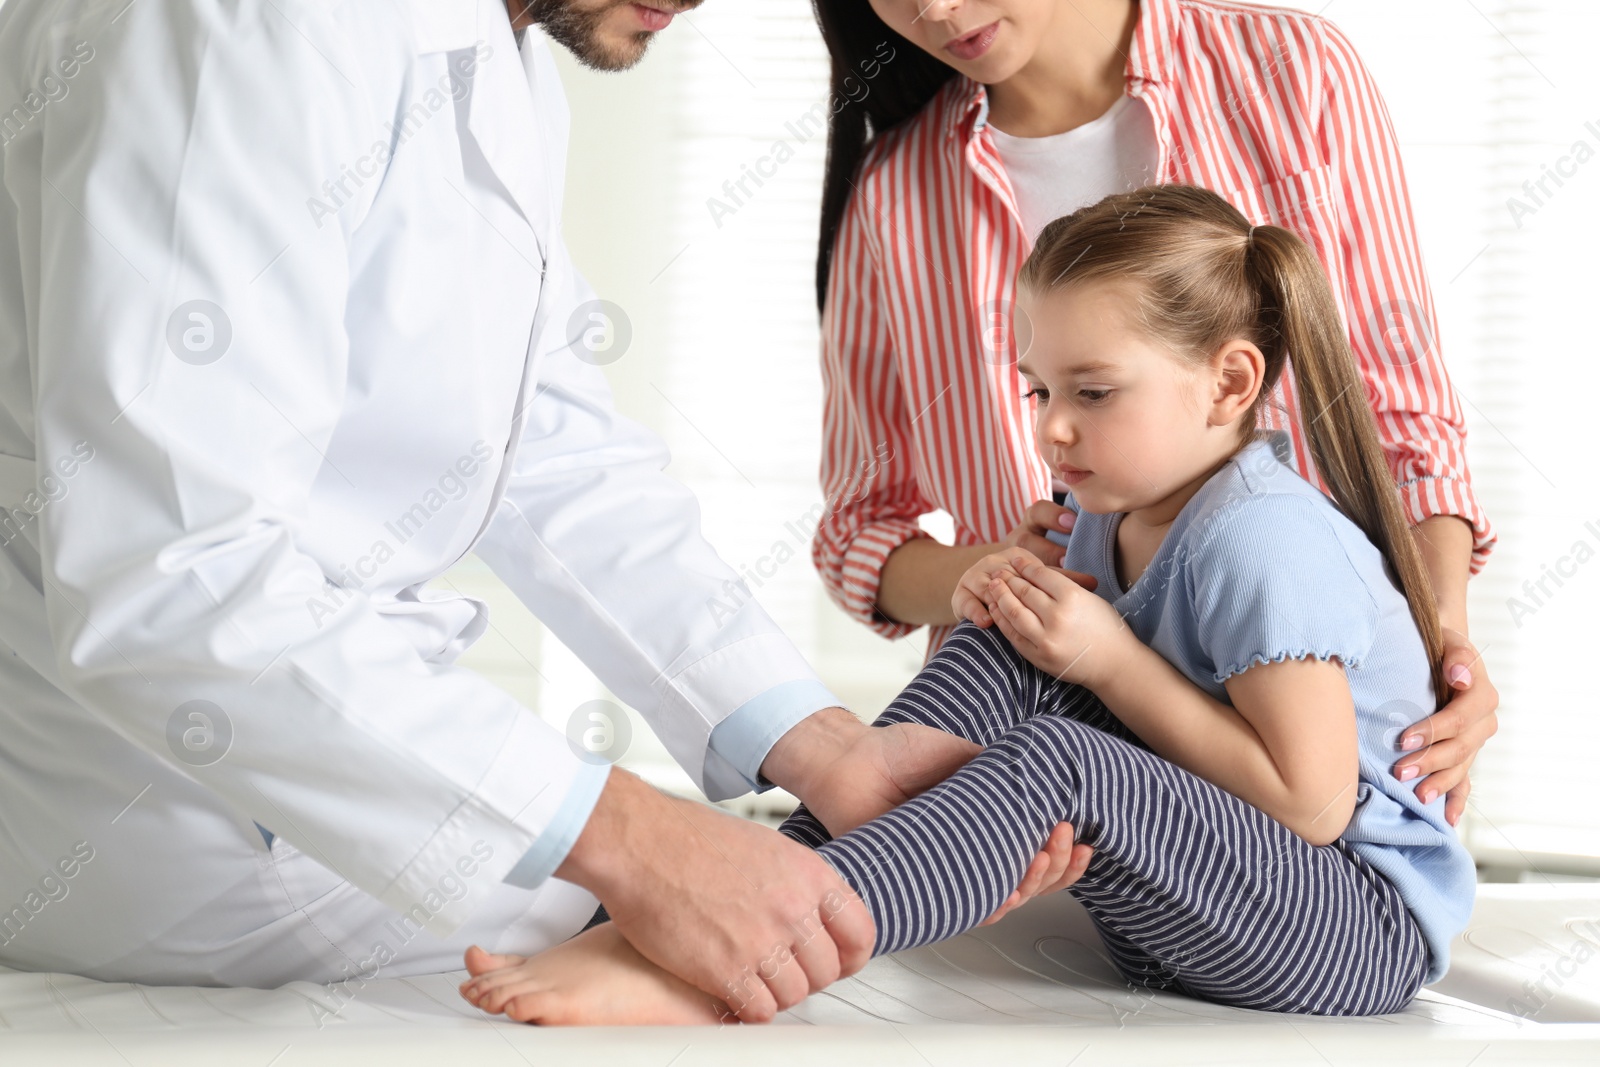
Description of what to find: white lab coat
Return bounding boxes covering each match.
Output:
[0,0,829,985]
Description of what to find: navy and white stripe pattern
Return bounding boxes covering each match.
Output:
[784,621,1429,1016]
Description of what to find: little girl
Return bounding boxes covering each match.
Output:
[457,184,1476,1023]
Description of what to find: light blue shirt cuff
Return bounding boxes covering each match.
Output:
[254,762,612,889]
[707,678,843,794]
[502,758,612,889]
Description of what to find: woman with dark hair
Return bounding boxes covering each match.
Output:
[807,0,1497,826]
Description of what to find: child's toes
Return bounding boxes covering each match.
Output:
[475,976,551,1016]
[460,977,500,1005]
[504,990,564,1025]
[464,944,525,977]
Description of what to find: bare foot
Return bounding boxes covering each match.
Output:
[458,923,734,1025]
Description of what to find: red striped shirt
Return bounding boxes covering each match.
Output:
[814,0,1495,658]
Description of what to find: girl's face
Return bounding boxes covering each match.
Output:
[865,0,1057,84]
[1015,280,1251,516]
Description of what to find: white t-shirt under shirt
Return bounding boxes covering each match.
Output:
[987,93,1161,243]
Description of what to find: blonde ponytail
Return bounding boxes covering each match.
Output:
[1244,226,1447,707]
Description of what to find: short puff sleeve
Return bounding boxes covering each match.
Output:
[1188,494,1380,685]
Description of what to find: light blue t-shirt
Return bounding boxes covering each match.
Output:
[1057,430,1475,983]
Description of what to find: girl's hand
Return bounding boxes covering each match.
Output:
[954,548,1097,629]
[1391,628,1498,827]
[953,551,1021,628]
[982,549,1130,687]
[1002,499,1079,566]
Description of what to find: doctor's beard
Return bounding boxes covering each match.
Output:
[517,0,701,72]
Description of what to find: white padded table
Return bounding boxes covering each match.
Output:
[3,885,1599,1065]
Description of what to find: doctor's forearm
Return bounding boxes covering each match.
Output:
[553,767,655,897]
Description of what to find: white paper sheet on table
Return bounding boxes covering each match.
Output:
[3,885,1599,1066]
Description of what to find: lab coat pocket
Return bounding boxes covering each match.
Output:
[261,830,357,924]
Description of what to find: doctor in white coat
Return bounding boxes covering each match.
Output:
[0,0,1052,1022]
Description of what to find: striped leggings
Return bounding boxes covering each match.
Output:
[783,620,1429,1016]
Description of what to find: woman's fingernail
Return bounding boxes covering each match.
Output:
[1398,764,1420,782]
[1449,664,1472,688]
[1400,734,1424,752]
[1420,789,1438,805]
[1059,513,1075,529]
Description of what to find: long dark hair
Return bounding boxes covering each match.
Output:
[812,0,955,312]
[1020,185,1448,709]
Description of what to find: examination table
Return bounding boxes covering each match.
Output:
[2,882,1598,1064]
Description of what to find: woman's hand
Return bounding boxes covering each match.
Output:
[1392,627,1498,827]
[954,547,1097,629]
[1005,499,1078,565]
[981,549,1131,687]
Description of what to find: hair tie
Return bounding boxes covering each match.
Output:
[1247,224,1259,242]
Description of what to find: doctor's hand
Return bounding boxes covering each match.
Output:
[762,707,1089,914]
[768,707,992,837]
[762,706,1057,839]
[555,767,874,1023]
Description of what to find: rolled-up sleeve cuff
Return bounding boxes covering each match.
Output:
[831,520,930,641]
[1395,474,1497,575]
[707,678,844,794]
[501,759,612,890]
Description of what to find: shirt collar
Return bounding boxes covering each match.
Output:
[947,0,1175,138]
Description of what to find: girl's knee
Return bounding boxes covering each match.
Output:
[1006,711,1103,751]
[946,622,1106,720]
[941,618,1023,665]
[988,714,1101,791]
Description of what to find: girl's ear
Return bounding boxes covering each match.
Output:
[1208,338,1266,426]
